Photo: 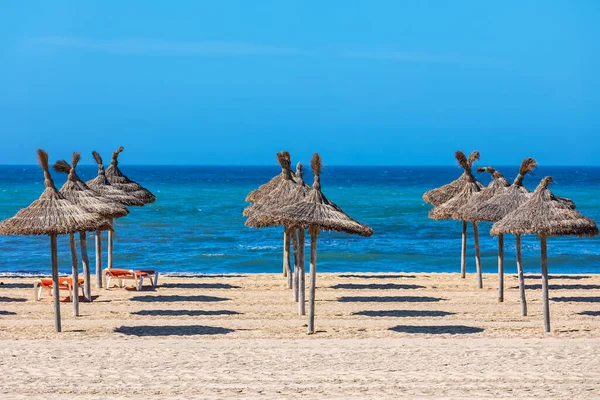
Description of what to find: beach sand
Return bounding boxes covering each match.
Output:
[1,272,599,398]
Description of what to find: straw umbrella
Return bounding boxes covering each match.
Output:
[86,151,144,288]
[246,162,311,312]
[428,151,484,287]
[245,155,309,292]
[275,153,373,334]
[53,152,129,307]
[491,177,598,332]
[104,146,155,274]
[0,150,111,332]
[459,158,536,314]
[423,151,483,278]
[455,166,510,301]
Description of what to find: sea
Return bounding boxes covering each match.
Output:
[0,165,598,276]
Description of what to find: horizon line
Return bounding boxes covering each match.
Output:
[1,164,599,168]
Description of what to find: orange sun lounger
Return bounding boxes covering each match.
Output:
[33,277,84,301]
[103,268,158,291]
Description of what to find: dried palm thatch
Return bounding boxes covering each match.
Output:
[491,177,598,238]
[245,151,296,203]
[0,150,112,236]
[491,176,598,332]
[53,153,129,219]
[454,167,510,221]
[105,146,156,204]
[422,151,484,206]
[275,154,374,237]
[86,151,145,207]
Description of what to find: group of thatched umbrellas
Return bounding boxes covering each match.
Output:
[243,152,373,334]
[0,148,155,332]
[424,151,598,332]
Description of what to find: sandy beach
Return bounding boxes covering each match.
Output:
[1,272,599,398]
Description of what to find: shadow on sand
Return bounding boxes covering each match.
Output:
[354,310,454,318]
[160,283,241,289]
[0,296,27,303]
[130,295,229,303]
[390,325,483,335]
[551,297,600,303]
[520,275,590,280]
[338,274,417,279]
[115,325,235,337]
[0,283,32,289]
[166,274,246,279]
[331,283,425,290]
[579,311,600,316]
[338,296,443,303]
[132,309,240,316]
[512,284,600,290]
[0,311,17,315]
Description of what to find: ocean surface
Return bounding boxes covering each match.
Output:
[0,165,598,275]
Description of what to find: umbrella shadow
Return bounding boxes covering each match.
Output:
[114,325,235,337]
[521,275,590,280]
[579,311,600,316]
[354,310,454,318]
[0,296,27,303]
[338,296,443,303]
[130,295,230,303]
[551,297,600,303]
[160,283,241,289]
[339,274,417,279]
[132,309,241,316]
[0,311,17,315]
[512,284,600,290]
[331,283,425,290]
[0,283,32,289]
[390,325,483,335]
[167,274,246,279]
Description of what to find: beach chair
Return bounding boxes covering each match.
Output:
[33,277,84,301]
[103,268,159,291]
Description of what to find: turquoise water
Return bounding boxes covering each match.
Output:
[0,165,598,275]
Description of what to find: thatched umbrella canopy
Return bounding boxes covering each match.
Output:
[458,158,537,312]
[428,151,484,287]
[422,151,484,206]
[454,166,510,301]
[491,176,598,332]
[245,151,297,204]
[274,153,373,334]
[0,150,111,332]
[246,162,312,312]
[86,150,144,288]
[53,153,129,305]
[105,146,156,204]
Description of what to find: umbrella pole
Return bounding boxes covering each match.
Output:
[284,228,292,289]
[95,230,103,288]
[498,234,504,302]
[291,228,300,302]
[461,221,467,278]
[473,222,482,288]
[108,219,114,270]
[308,227,319,335]
[79,232,91,302]
[516,234,527,316]
[298,228,306,316]
[69,233,80,317]
[50,234,61,333]
[282,229,288,278]
[540,235,550,332]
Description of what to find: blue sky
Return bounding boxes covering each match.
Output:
[1,1,599,165]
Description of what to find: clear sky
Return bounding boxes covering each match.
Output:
[1,1,599,165]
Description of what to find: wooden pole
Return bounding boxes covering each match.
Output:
[107,219,114,270]
[291,228,300,302]
[298,228,306,316]
[69,233,80,317]
[95,230,103,289]
[473,222,482,289]
[284,228,292,289]
[80,232,91,302]
[282,229,287,278]
[540,235,550,333]
[498,234,504,302]
[516,234,527,316]
[461,221,467,278]
[50,235,61,333]
[308,226,319,334]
